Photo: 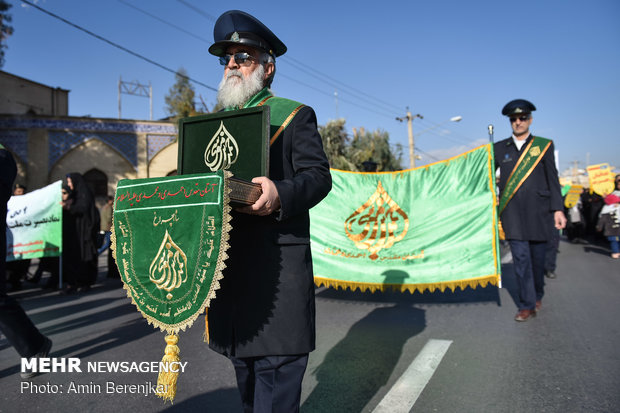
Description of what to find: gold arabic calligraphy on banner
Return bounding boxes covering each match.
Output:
[344,181,409,260]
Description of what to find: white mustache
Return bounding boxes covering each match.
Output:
[226,70,242,80]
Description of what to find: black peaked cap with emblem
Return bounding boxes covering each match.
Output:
[209,10,287,58]
[502,99,536,116]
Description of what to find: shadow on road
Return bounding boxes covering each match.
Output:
[303,270,426,412]
[39,299,140,338]
[582,245,611,257]
[0,317,155,379]
[303,303,425,413]
[0,296,128,352]
[160,388,242,412]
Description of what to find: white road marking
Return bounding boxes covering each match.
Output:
[372,339,452,413]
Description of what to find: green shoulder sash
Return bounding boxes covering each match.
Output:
[242,89,305,145]
[257,96,305,145]
[498,136,552,214]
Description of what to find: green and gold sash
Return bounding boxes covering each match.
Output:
[239,88,305,145]
[112,171,231,402]
[498,136,551,214]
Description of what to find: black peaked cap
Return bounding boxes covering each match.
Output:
[502,99,536,116]
[209,10,287,57]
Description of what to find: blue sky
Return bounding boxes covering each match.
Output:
[4,0,620,172]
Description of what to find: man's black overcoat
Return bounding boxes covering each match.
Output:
[208,105,332,357]
[494,135,563,241]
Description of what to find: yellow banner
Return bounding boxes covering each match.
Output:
[564,185,583,208]
[587,163,614,196]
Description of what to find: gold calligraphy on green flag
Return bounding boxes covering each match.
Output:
[310,144,501,293]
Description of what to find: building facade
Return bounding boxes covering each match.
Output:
[0,70,69,116]
[0,71,178,204]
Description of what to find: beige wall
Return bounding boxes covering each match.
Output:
[49,138,138,197]
[0,71,69,116]
[148,141,178,178]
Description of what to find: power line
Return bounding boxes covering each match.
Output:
[25,0,397,120]
[20,0,218,92]
[174,0,217,22]
[169,0,404,117]
[415,118,474,145]
[280,56,402,116]
[414,146,441,161]
[117,0,399,117]
[118,0,211,45]
[278,72,396,120]
[119,0,361,117]
[25,0,471,141]
[157,4,477,146]
[423,129,475,146]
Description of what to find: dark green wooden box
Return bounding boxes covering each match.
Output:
[177,106,270,181]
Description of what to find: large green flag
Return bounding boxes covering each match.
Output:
[310,144,501,293]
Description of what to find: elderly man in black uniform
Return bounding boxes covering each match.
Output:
[494,99,566,322]
[205,10,332,413]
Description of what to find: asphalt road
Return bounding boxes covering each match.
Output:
[1,236,619,413]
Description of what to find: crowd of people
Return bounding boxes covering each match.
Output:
[5,172,119,294]
[2,9,619,410]
[561,179,620,253]
[595,175,620,258]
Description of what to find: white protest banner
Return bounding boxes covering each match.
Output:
[6,180,62,261]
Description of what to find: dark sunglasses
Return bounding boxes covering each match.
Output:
[510,115,530,123]
[219,52,257,66]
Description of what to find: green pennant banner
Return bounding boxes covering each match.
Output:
[310,144,501,293]
[112,171,231,333]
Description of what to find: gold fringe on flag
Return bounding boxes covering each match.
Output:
[156,334,180,403]
[314,273,499,295]
[203,307,210,344]
[498,219,506,241]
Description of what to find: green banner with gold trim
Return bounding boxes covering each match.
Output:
[112,171,230,332]
[111,171,231,402]
[310,144,500,293]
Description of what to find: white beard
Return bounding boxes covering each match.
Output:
[216,65,265,108]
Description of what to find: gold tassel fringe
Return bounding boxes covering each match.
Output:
[156,334,180,403]
[314,273,499,295]
[203,307,209,344]
[498,219,506,240]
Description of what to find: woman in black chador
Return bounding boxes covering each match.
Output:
[63,173,100,293]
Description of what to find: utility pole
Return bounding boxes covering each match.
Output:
[118,76,153,120]
[396,108,423,168]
